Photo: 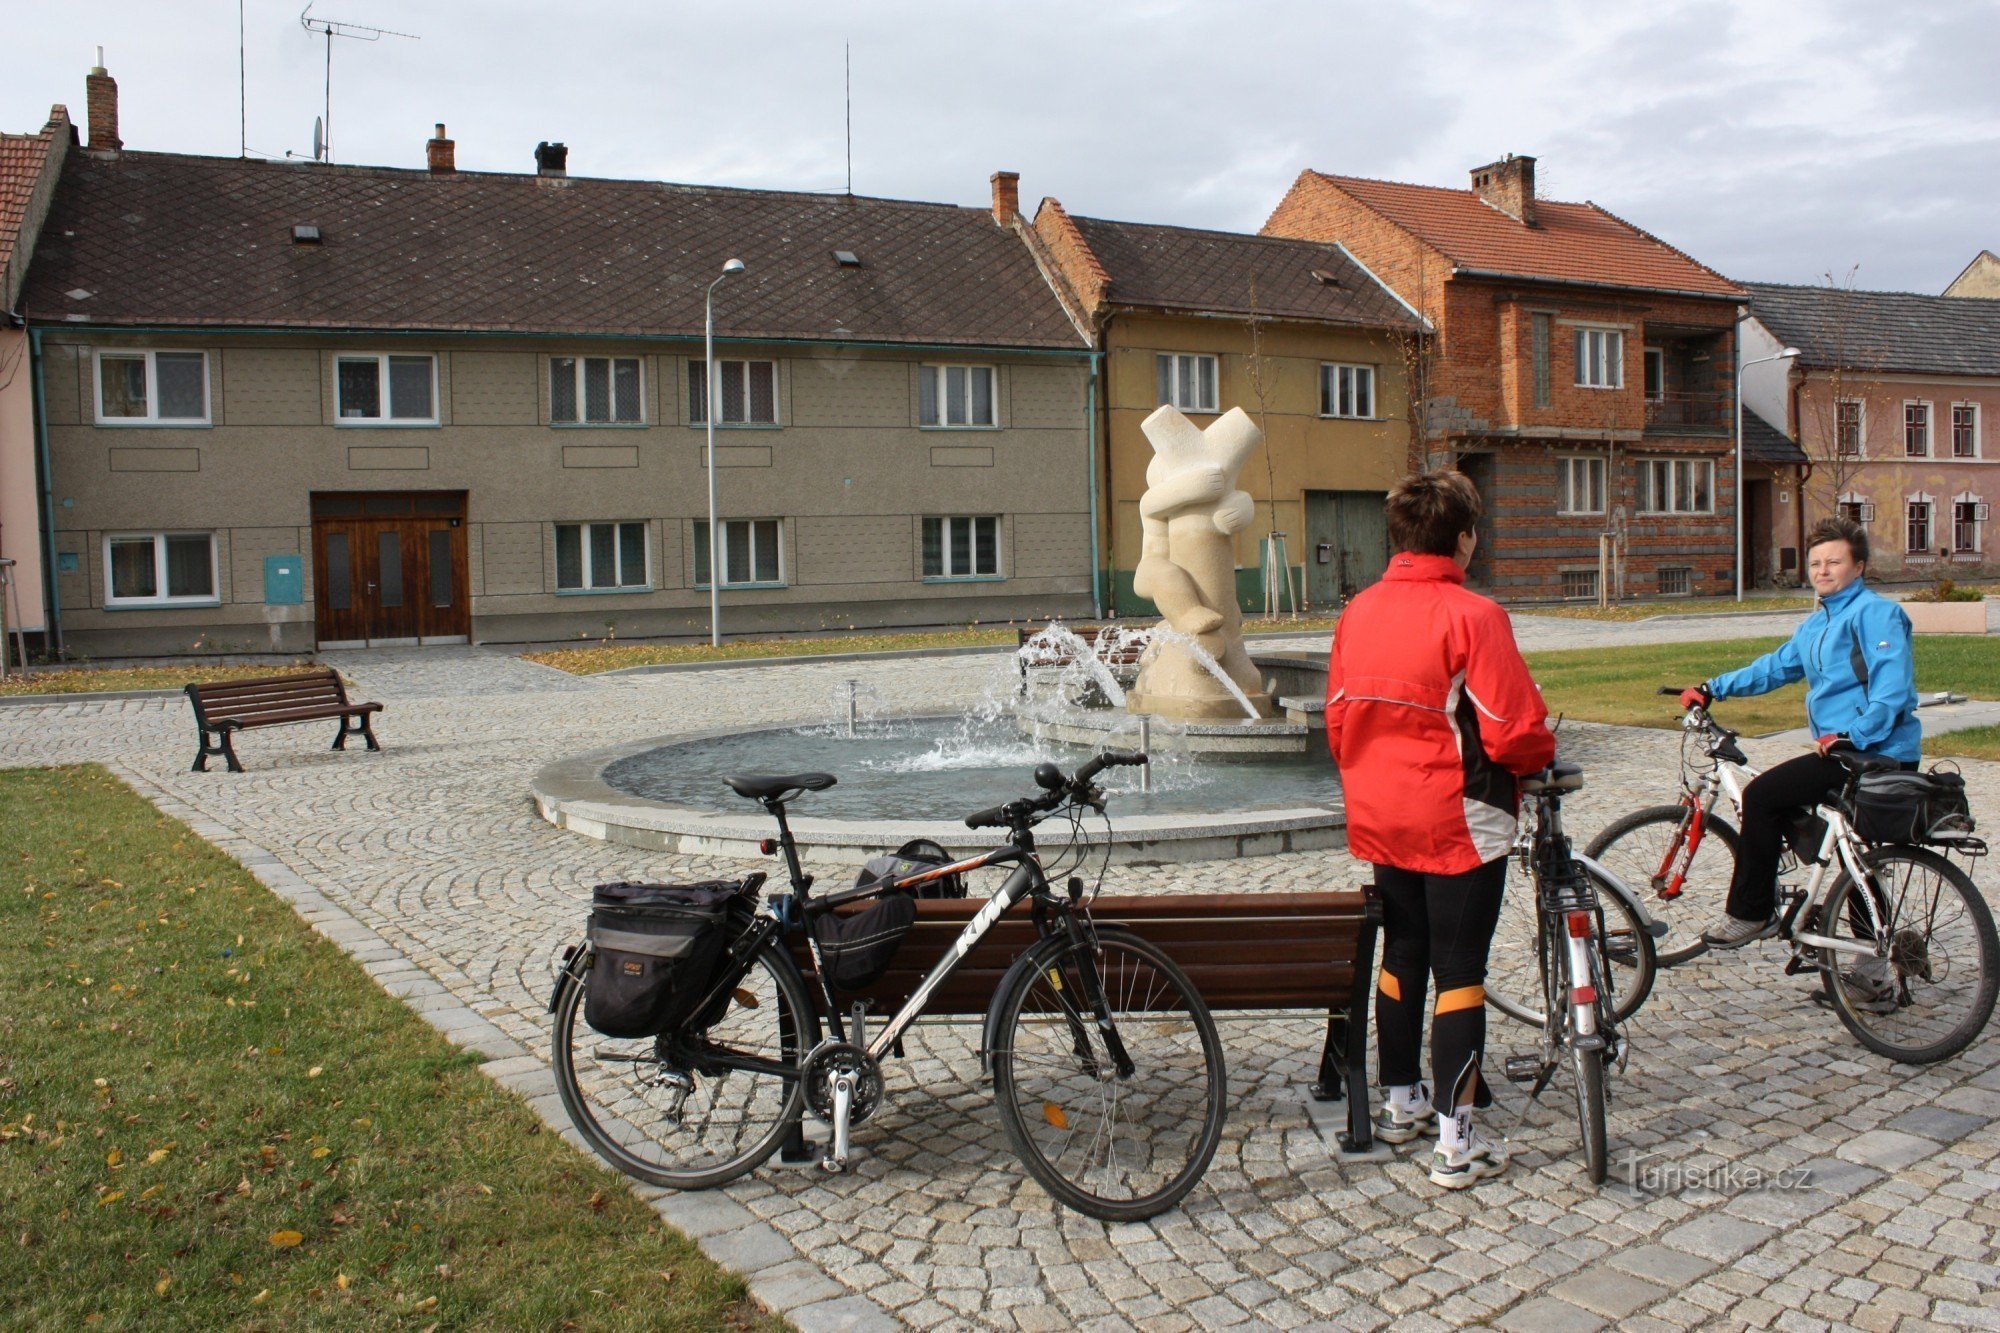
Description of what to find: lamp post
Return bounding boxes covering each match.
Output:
[705,258,746,647]
[1734,341,1801,602]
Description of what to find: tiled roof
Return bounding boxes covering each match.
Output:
[1742,406,1807,465]
[1068,214,1424,330]
[23,151,1088,349]
[0,115,62,305]
[1308,172,1744,300]
[1746,281,2000,378]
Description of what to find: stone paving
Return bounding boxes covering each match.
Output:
[4,611,1999,1331]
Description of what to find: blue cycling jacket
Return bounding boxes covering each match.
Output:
[1705,580,1920,762]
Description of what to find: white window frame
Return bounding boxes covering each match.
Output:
[918,364,998,428]
[93,349,211,426]
[1834,398,1866,458]
[688,359,779,426]
[1157,353,1219,413]
[1560,568,1600,601]
[1634,457,1716,515]
[693,518,785,588]
[923,515,1002,579]
[1319,363,1376,419]
[1950,402,1980,459]
[550,356,645,426]
[102,532,220,607]
[1951,491,1987,554]
[1573,327,1624,390]
[1838,491,1877,525]
[1557,455,1606,516]
[554,521,650,592]
[334,353,439,426]
[1903,399,1933,458]
[1906,493,1934,555]
[1642,347,1666,402]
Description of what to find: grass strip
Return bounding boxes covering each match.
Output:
[0,664,318,699]
[1527,596,1817,623]
[0,765,781,1330]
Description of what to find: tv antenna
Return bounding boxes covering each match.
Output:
[298,3,417,163]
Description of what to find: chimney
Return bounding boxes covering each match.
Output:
[426,123,455,174]
[1471,154,1536,225]
[991,170,1020,226]
[86,49,121,152]
[534,141,568,177]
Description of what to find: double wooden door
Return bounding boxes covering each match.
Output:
[311,493,469,646]
[1304,490,1390,608]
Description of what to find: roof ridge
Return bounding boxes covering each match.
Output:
[1580,199,1745,296]
[1748,278,2000,305]
[1072,211,1356,252]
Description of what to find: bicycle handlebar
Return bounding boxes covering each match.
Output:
[964,751,1149,829]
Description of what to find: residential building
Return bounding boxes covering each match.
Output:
[23,73,1094,657]
[1741,281,2000,581]
[1021,187,1426,614]
[1263,155,1748,602]
[1945,251,2000,299]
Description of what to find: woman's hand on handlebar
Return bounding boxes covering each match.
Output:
[1670,684,1713,711]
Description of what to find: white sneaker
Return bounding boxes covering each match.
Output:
[1430,1130,1511,1189]
[1372,1099,1437,1145]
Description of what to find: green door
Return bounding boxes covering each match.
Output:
[1304,490,1390,608]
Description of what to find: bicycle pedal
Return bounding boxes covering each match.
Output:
[1503,1055,1543,1084]
[1782,954,1814,977]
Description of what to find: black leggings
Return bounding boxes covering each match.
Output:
[1725,752,1913,920]
[1373,857,1507,1110]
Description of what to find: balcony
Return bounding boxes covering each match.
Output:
[1645,390,1731,435]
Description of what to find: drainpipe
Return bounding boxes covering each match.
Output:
[28,327,61,658]
[1086,350,1103,618]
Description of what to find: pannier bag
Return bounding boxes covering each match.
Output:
[584,881,738,1038]
[814,892,916,991]
[853,837,968,899]
[1851,768,1976,846]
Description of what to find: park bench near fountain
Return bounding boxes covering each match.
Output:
[1015,622,1150,697]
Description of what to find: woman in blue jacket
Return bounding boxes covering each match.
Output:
[1678,517,1919,948]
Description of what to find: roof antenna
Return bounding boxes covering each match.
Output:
[845,42,852,195]
[298,3,418,164]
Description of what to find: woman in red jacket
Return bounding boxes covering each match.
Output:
[1325,470,1554,1188]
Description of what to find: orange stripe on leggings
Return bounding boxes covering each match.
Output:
[1377,970,1402,1002]
[1435,985,1484,1015]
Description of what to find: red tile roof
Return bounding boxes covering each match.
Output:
[1307,172,1744,301]
[0,115,63,302]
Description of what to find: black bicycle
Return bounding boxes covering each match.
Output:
[546,751,1228,1222]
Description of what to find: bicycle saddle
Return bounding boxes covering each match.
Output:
[1520,761,1583,794]
[724,772,837,800]
[1828,749,1902,776]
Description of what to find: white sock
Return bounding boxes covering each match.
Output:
[1439,1107,1473,1154]
[1388,1081,1430,1113]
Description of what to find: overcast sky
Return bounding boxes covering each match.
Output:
[8,0,1996,293]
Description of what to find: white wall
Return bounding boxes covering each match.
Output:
[1739,315,1793,433]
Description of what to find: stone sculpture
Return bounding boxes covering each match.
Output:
[1126,405,1275,721]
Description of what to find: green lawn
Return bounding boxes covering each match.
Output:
[0,663,320,698]
[1526,596,1817,623]
[0,766,779,1330]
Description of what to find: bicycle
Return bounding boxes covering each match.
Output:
[546,751,1229,1222]
[1583,690,1999,1064]
[1486,760,1656,1185]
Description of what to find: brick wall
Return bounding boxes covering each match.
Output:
[1030,199,1111,317]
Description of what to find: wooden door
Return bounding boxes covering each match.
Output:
[311,493,468,646]
[1304,490,1390,608]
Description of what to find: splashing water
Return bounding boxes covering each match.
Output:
[1122,623,1262,720]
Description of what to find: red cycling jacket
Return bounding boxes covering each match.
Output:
[1325,553,1554,875]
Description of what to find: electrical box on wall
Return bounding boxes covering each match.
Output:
[263,555,304,606]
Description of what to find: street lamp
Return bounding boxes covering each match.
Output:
[1735,341,1801,602]
[705,257,746,647]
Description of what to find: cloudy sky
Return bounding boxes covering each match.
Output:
[8,0,1996,293]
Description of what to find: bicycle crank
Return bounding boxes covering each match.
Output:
[802,1040,883,1173]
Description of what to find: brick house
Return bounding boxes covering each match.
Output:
[1016,182,1426,613]
[1263,155,1748,602]
[22,72,1095,657]
[1741,282,2000,582]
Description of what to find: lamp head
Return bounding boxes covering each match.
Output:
[722,258,746,276]
[1780,347,1800,358]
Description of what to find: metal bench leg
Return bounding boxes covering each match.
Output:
[192,729,224,773]
[1336,882,1382,1154]
[218,728,244,774]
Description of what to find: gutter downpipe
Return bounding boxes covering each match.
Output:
[1086,350,1102,618]
[28,327,61,658]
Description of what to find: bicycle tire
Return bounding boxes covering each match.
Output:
[1819,846,1999,1065]
[991,928,1226,1222]
[551,937,819,1190]
[1571,1040,1608,1185]
[1488,860,1657,1028]
[1585,805,1740,967]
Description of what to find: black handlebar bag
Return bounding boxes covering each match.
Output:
[584,881,738,1038]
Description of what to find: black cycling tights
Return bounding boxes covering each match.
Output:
[1373,857,1508,1111]
[1726,750,1916,923]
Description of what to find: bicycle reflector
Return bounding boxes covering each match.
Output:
[1566,910,1593,938]
[758,838,778,855]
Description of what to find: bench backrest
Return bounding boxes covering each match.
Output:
[186,669,349,725]
[1018,624,1150,669]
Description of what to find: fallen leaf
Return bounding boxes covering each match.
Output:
[250,1289,270,1306]
[106,1148,122,1168]
[146,1148,170,1165]
[139,1185,161,1201]
[267,1230,303,1248]
[155,1277,170,1296]
[307,1067,323,1079]
[98,1192,124,1207]
[311,1147,331,1159]
[411,1296,438,1313]
[336,1273,350,1292]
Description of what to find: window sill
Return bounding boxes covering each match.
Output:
[686,422,781,431]
[555,586,654,596]
[103,600,223,611]
[918,424,1002,432]
[551,421,648,430]
[94,419,213,429]
[1316,414,1385,423]
[335,420,442,429]
[1555,510,1606,518]
[692,581,789,591]
[1634,511,1717,519]
[1574,384,1624,392]
[923,575,1006,584]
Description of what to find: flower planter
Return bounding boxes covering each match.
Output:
[1904,598,1991,634]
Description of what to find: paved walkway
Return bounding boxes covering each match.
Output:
[5,619,1999,1331]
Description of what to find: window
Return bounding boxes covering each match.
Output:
[1906,497,1933,554]
[1573,328,1624,389]
[104,533,217,606]
[551,357,643,424]
[1319,363,1375,418]
[1904,401,1932,457]
[554,521,648,591]
[1156,353,1218,413]
[96,350,208,424]
[1952,403,1980,458]
[919,365,996,427]
[1953,496,1987,553]
[693,518,782,586]
[1557,456,1606,515]
[923,516,1000,578]
[1656,566,1693,596]
[336,354,436,423]
[1560,569,1599,601]
[688,360,777,425]
[1531,313,1552,408]
[1643,348,1666,402]
[1635,458,1715,514]
[1835,399,1864,457]
[1837,492,1876,525]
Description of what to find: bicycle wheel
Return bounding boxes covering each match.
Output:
[551,938,819,1190]
[1570,1040,1608,1185]
[991,928,1226,1222]
[1487,861,1656,1028]
[1819,846,1999,1064]
[1585,805,1739,966]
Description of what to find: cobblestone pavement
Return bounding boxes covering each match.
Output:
[6,621,2000,1332]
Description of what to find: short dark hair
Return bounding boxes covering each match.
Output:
[1386,469,1482,557]
[1806,516,1870,567]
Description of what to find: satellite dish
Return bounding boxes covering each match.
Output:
[312,117,324,162]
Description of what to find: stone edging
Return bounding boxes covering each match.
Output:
[107,762,899,1331]
[0,687,184,707]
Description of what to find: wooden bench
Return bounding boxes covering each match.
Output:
[787,887,1382,1154]
[1016,623,1152,695]
[185,668,383,773]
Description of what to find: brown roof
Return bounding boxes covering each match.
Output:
[1,110,67,309]
[23,150,1088,349]
[1305,172,1744,301]
[1067,213,1424,331]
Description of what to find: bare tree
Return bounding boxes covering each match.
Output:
[1239,277,1299,615]
[1791,268,1885,536]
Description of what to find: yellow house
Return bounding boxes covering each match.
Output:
[1022,192,1427,613]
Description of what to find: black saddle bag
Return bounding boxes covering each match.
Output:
[813,892,916,991]
[1851,767,1976,846]
[583,881,738,1038]
[853,837,968,899]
